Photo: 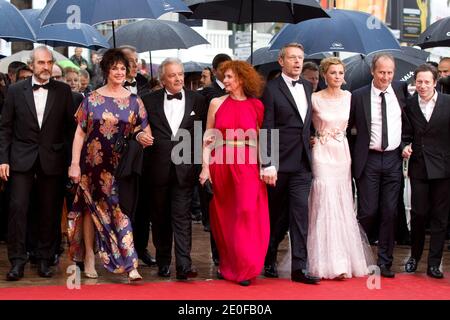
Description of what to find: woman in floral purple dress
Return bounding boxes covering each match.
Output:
[68,49,153,281]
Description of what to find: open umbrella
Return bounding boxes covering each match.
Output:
[415,16,450,49]
[0,49,68,73]
[108,19,209,78]
[269,9,401,56]
[183,61,211,73]
[39,0,192,47]
[21,9,110,50]
[342,47,430,92]
[0,0,35,42]
[183,0,329,63]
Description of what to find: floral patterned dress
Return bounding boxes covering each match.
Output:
[68,91,148,274]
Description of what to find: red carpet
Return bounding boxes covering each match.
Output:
[0,273,449,300]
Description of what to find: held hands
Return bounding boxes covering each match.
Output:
[199,167,211,186]
[137,132,154,148]
[0,164,9,181]
[260,167,277,187]
[68,164,81,184]
[402,144,413,159]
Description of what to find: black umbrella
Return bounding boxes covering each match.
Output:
[183,61,211,73]
[183,0,329,63]
[108,19,209,79]
[415,16,450,49]
[342,47,430,92]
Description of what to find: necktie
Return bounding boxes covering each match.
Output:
[292,79,303,87]
[380,92,388,150]
[124,81,136,87]
[167,92,182,100]
[32,83,50,91]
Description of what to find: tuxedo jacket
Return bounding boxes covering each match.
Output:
[260,76,313,173]
[141,88,206,188]
[0,78,74,175]
[403,92,450,180]
[201,80,226,107]
[348,81,410,179]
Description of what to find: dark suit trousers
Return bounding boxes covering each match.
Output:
[356,149,402,267]
[410,177,450,267]
[266,165,312,272]
[134,175,153,255]
[149,165,193,272]
[7,160,63,264]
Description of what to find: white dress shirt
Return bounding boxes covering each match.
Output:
[370,82,402,151]
[281,72,308,122]
[418,90,438,122]
[32,76,49,129]
[164,89,185,136]
[215,79,225,90]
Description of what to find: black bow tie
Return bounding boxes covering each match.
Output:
[292,79,303,87]
[32,83,50,91]
[167,92,182,100]
[124,81,137,87]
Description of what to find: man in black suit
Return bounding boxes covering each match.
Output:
[402,64,450,279]
[138,58,206,280]
[120,46,148,97]
[348,53,410,278]
[260,43,319,284]
[0,46,73,281]
[201,53,231,107]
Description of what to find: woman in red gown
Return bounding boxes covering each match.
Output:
[199,61,269,286]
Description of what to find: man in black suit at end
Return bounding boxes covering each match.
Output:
[402,64,450,279]
[348,53,410,278]
[0,46,73,281]
[260,43,319,284]
[137,58,206,280]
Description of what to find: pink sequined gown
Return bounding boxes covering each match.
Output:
[307,90,370,279]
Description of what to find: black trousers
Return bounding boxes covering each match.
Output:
[149,165,194,272]
[410,177,450,267]
[7,159,63,264]
[265,156,312,272]
[356,149,402,267]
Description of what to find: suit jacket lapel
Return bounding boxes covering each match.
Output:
[41,80,56,128]
[425,93,444,131]
[410,95,428,127]
[363,86,372,133]
[278,77,302,123]
[23,78,39,126]
[155,90,173,136]
[179,90,193,130]
[303,82,312,126]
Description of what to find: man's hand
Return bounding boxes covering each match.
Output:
[402,144,413,159]
[0,164,9,181]
[260,166,277,187]
[136,132,154,148]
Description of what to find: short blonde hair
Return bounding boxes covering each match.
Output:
[278,43,304,60]
[319,57,345,76]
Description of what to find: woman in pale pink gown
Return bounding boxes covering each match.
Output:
[307,57,372,279]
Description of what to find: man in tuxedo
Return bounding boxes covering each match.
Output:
[348,53,409,278]
[402,64,450,279]
[201,53,231,106]
[0,46,73,280]
[120,46,148,97]
[138,58,206,280]
[260,43,319,284]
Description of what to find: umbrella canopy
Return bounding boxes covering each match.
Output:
[108,19,209,52]
[342,47,430,92]
[39,0,192,26]
[248,46,331,66]
[21,9,110,50]
[183,0,329,63]
[0,49,68,73]
[415,17,450,49]
[269,9,401,55]
[0,0,35,42]
[183,61,211,73]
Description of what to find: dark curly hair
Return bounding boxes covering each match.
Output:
[99,48,130,82]
[218,60,265,98]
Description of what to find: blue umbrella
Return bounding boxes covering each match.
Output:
[269,9,401,55]
[0,0,35,42]
[38,0,192,47]
[21,9,110,50]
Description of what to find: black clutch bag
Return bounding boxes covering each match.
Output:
[203,179,213,196]
[113,135,129,154]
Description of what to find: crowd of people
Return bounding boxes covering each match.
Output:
[0,42,449,287]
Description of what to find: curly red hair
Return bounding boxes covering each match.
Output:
[217,60,265,98]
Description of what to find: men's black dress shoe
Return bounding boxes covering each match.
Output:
[158,265,171,277]
[38,260,53,278]
[176,267,198,280]
[379,265,395,278]
[6,264,25,281]
[239,280,251,286]
[138,250,157,267]
[291,270,320,284]
[264,264,279,278]
[427,266,444,279]
[405,257,418,273]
